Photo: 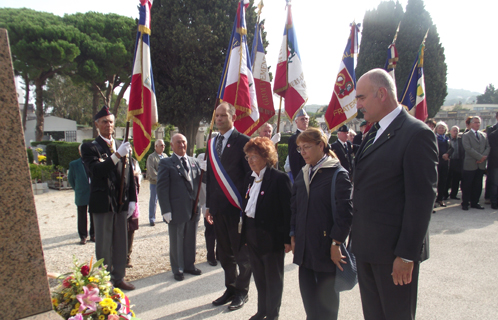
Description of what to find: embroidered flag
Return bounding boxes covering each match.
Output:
[384,22,400,81]
[273,1,308,121]
[324,22,360,131]
[400,30,429,122]
[250,20,275,135]
[127,0,158,161]
[217,0,259,135]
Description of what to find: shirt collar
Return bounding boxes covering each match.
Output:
[251,166,267,181]
[221,127,235,141]
[174,153,187,161]
[99,134,113,145]
[378,105,402,131]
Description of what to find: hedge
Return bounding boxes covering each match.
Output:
[277,144,288,172]
[27,148,34,164]
[57,143,81,170]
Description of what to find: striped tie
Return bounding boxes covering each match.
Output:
[361,123,380,155]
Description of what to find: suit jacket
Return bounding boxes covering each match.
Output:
[81,136,136,214]
[206,129,251,215]
[352,108,437,264]
[331,140,353,174]
[447,134,465,171]
[288,130,307,179]
[486,129,498,169]
[241,167,292,254]
[156,155,201,224]
[147,151,167,184]
[68,158,90,206]
[462,129,490,171]
[352,132,363,155]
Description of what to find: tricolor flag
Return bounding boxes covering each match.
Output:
[324,22,360,131]
[127,0,158,161]
[250,21,275,135]
[384,22,400,81]
[273,2,308,121]
[400,30,429,122]
[217,0,259,135]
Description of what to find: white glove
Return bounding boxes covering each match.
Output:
[127,201,136,218]
[271,132,281,144]
[163,212,172,223]
[116,142,132,158]
[199,160,207,171]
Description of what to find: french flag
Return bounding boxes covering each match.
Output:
[128,0,158,161]
[218,0,259,135]
[273,2,308,121]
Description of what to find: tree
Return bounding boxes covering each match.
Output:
[151,0,263,155]
[63,12,136,137]
[395,0,447,117]
[356,0,447,118]
[477,84,498,104]
[0,8,83,141]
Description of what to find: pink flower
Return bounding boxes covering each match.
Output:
[68,315,83,320]
[76,286,102,313]
[80,265,90,276]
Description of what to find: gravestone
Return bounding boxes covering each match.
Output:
[0,29,61,319]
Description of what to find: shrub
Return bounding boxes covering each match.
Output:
[56,143,81,170]
[29,164,41,182]
[27,148,34,164]
[277,144,288,172]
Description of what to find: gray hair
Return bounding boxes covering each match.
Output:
[435,121,448,134]
[366,69,397,101]
[471,116,482,124]
[155,139,164,147]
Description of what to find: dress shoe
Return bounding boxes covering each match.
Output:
[462,205,469,211]
[184,267,202,275]
[228,294,248,311]
[249,313,266,320]
[114,280,135,291]
[437,201,446,207]
[471,204,485,209]
[89,236,96,242]
[208,259,218,266]
[212,290,235,306]
[174,273,184,281]
[450,196,460,200]
[79,238,87,245]
[150,221,155,226]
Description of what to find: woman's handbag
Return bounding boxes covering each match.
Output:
[330,167,358,292]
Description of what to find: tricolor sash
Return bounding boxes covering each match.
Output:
[208,137,243,210]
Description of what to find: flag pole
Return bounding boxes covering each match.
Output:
[118,121,130,207]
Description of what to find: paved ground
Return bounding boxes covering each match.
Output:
[36,183,498,319]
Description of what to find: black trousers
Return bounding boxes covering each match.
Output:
[77,205,94,239]
[357,260,420,320]
[298,266,339,320]
[213,213,251,296]
[461,169,485,207]
[446,167,462,198]
[436,160,449,201]
[204,217,217,262]
[246,218,284,320]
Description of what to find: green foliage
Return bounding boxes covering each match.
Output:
[477,84,498,104]
[308,116,320,128]
[30,141,53,146]
[277,144,288,172]
[151,0,263,155]
[46,144,59,166]
[56,143,81,170]
[27,148,34,164]
[29,164,41,182]
[356,0,447,118]
[280,133,292,145]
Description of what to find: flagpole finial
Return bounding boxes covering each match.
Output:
[257,0,264,16]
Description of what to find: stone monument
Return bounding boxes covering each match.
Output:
[0,29,61,319]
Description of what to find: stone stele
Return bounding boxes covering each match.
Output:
[0,29,61,319]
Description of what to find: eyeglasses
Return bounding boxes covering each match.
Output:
[245,154,261,162]
[297,142,319,154]
[157,144,165,147]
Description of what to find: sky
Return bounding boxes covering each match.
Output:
[2,0,496,106]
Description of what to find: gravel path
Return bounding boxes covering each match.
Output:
[36,179,208,283]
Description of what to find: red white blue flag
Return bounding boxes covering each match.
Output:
[400,30,429,122]
[324,22,360,131]
[250,21,275,135]
[384,23,400,81]
[217,0,259,135]
[128,0,158,161]
[273,2,308,121]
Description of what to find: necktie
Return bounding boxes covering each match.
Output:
[216,135,224,156]
[361,123,380,155]
[106,141,115,154]
[181,157,189,174]
[475,131,480,141]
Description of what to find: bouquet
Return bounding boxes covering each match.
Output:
[52,257,139,320]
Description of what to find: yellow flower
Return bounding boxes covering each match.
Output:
[110,310,117,315]
[102,307,110,314]
[88,277,97,283]
[100,298,114,307]
[99,316,105,320]
[70,309,77,316]
[75,303,80,309]
[113,288,124,296]
[131,310,136,317]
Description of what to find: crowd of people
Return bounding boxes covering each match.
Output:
[68,68,495,319]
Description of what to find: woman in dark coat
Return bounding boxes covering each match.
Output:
[241,137,292,320]
[435,121,450,207]
[290,127,353,320]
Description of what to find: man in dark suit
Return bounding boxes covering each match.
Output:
[461,116,489,210]
[68,144,94,245]
[331,124,354,174]
[157,133,202,281]
[352,120,367,154]
[288,109,309,179]
[353,69,437,320]
[205,102,252,311]
[446,126,464,200]
[81,106,137,291]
